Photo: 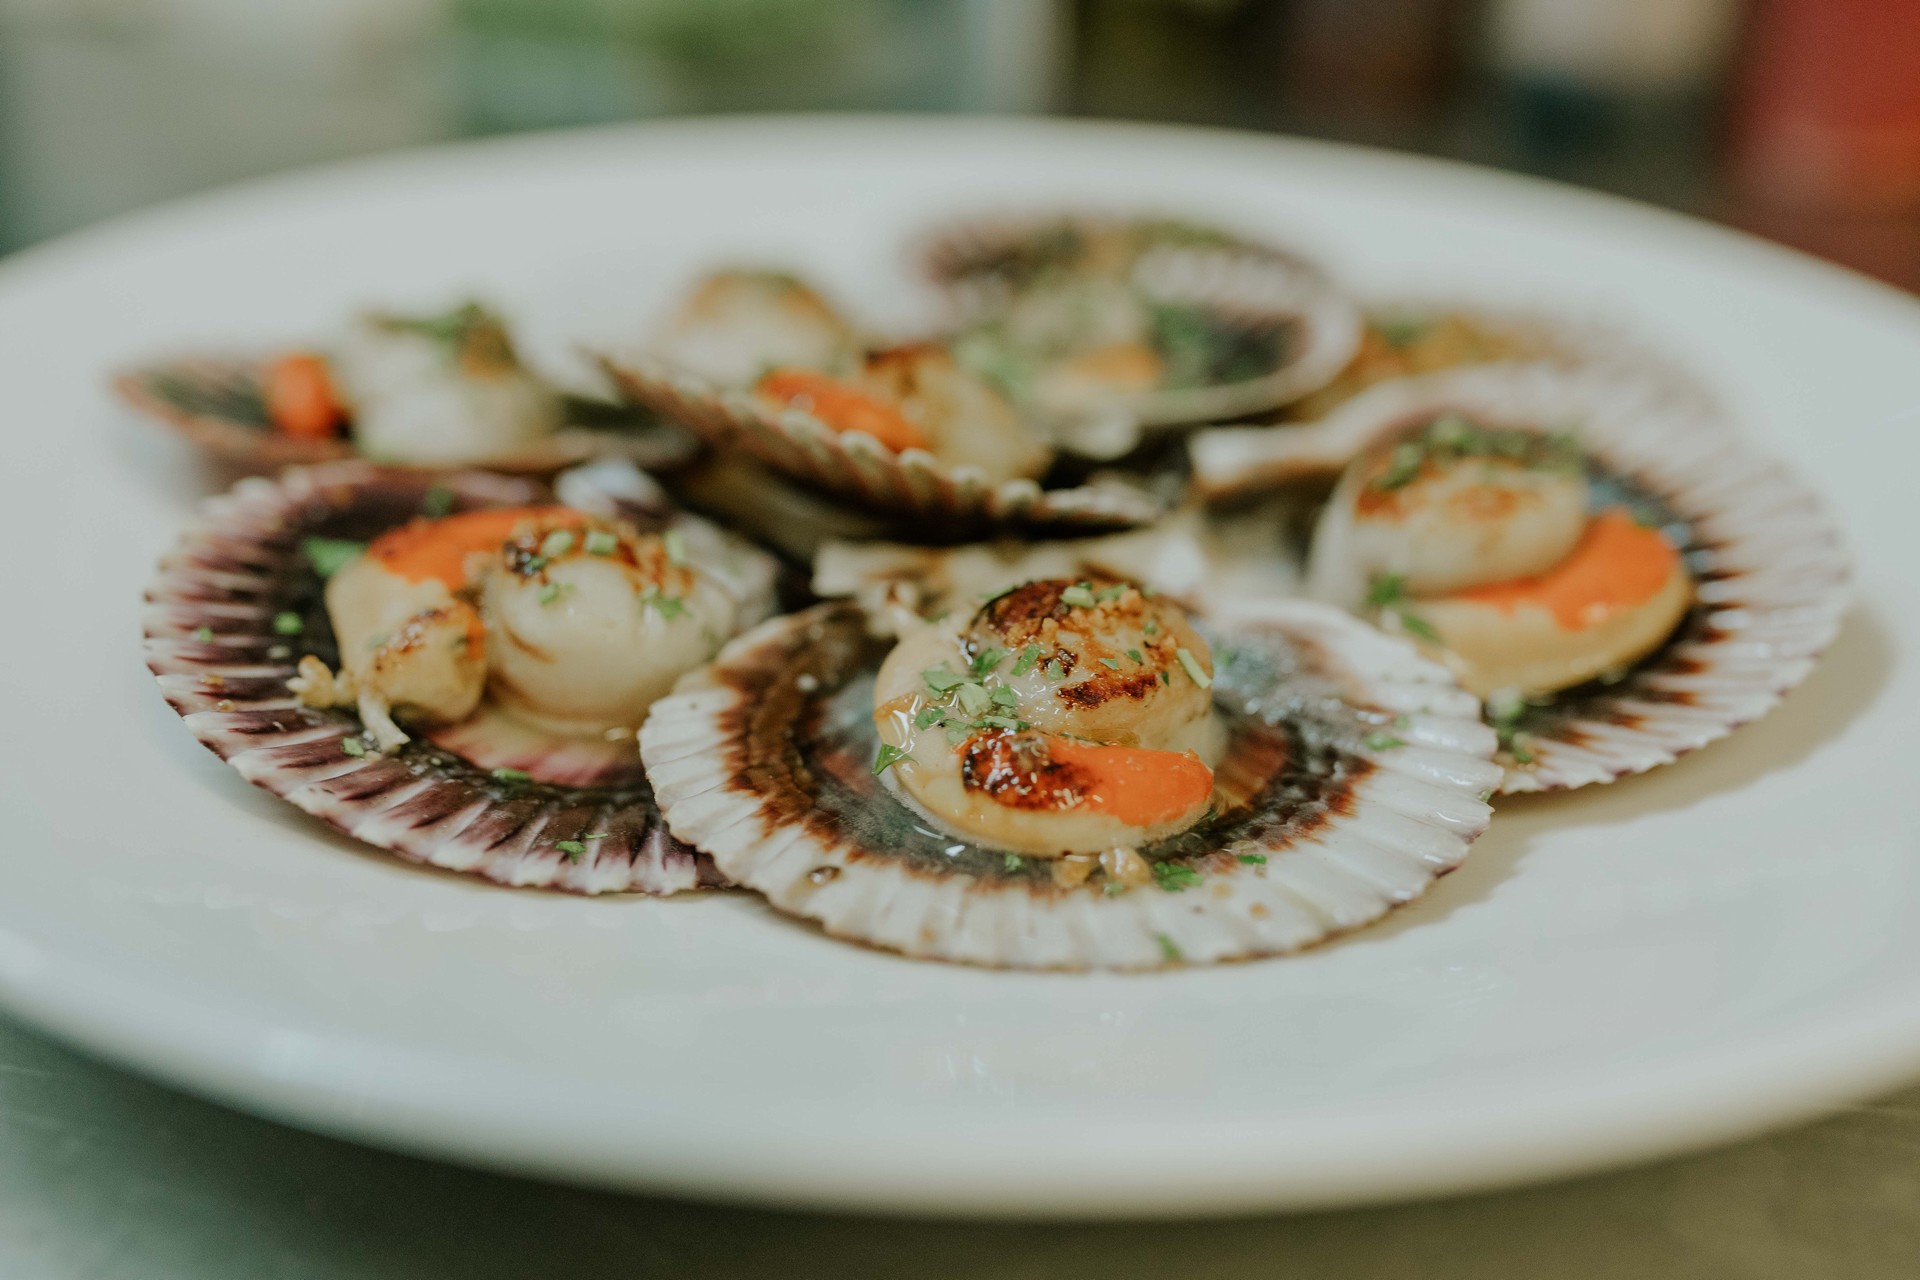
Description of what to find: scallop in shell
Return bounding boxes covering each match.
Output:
[639,598,1499,970]
[597,346,1164,535]
[931,228,1363,459]
[1248,363,1849,792]
[141,460,780,893]
[115,349,697,476]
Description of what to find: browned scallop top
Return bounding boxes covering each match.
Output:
[960,731,1092,811]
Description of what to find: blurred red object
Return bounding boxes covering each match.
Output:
[1728,0,1920,211]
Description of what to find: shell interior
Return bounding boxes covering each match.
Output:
[141,460,729,895]
[641,600,1500,970]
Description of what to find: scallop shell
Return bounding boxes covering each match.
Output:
[1208,362,1851,793]
[141,460,737,894]
[595,352,1165,535]
[640,600,1500,970]
[915,210,1296,296]
[926,234,1363,455]
[114,354,700,475]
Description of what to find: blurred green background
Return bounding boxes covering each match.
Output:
[0,0,1914,285]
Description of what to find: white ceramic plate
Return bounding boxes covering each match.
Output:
[0,117,1914,1219]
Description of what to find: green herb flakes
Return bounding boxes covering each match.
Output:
[1364,733,1407,751]
[1125,648,1143,663]
[340,737,367,758]
[1044,660,1066,681]
[923,665,967,693]
[1236,853,1267,866]
[989,686,1019,708]
[1152,861,1203,892]
[301,536,365,579]
[192,625,214,642]
[1002,852,1024,873]
[913,706,946,729]
[539,581,572,606]
[1059,583,1097,609]
[490,768,531,784]
[1010,645,1043,677]
[873,743,911,774]
[662,528,687,565]
[538,529,575,559]
[1175,647,1212,689]
[970,646,1004,678]
[584,529,619,556]
[421,486,455,518]
[1156,933,1183,962]
[272,612,303,636]
[555,840,587,861]
[1099,657,1121,670]
[956,683,990,717]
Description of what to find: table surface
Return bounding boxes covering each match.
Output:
[3,1014,1915,1279]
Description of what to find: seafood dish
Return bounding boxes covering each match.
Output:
[116,301,694,473]
[135,211,1850,968]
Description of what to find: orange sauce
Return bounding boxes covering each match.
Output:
[1047,739,1215,828]
[368,506,574,588]
[265,352,345,440]
[756,368,932,453]
[1453,508,1680,630]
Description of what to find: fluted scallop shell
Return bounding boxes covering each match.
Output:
[1202,362,1850,793]
[923,228,1362,452]
[115,354,700,475]
[915,210,1291,296]
[141,460,737,894]
[640,600,1500,970]
[1282,299,1721,428]
[596,352,1165,534]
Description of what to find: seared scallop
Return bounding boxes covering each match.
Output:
[651,268,854,387]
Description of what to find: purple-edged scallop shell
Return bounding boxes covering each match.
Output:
[595,351,1165,535]
[1199,362,1851,793]
[141,460,737,894]
[639,599,1500,970]
[114,354,700,475]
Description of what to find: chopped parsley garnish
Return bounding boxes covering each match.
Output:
[1486,690,1538,764]
[1142,620,1159,636]
[1152,861,1203,892]
[1002,852,1024,872]
[1099,657,1121,670]
[944,725,969,746]
[969,646,1004,678]
[301,536,365,579]
[1175,647,1212,689]
[490,768,530,783]
[923,665,967,693]
[272,611,303,636]
[555,839,587,860]
[1044,660,1066,681]
[1010,645,1043,677]
[1236,853,1267,866]
[1059,583,1096,609]
[421,486,455,518]
[1156,933,1183,962]
[1094,584,1127,603]
[873,743,911,774]
[1366,573,1440,642]
[978,715,1022,731]
[640,587,685,619]
[538,582,572,606]
[989,686,1019,708]
[538,529,575,559]
[339,737,367,758]
[955,683,990,717]
[662,528,687,565]
[192,625,213,642]
[1125,648,1143,663]
[1370,414,1583,494]
[913,706,946,729]
[1364,733,1406,751]
[584,529,619,556]
[1508,737,1537,765]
